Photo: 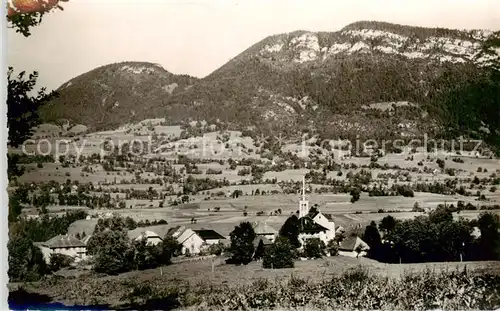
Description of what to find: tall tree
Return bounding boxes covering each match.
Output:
[229,221,256,265]
[8,235,47,281]
[476,212,500,260]
[279,215,301,248]
[378,215,397,235]
[263,236,295,269]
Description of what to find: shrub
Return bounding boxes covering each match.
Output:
[207,243,225,256]
[263,236,294,269]
[49,253,74,272]
[303,238,326,258]
[206,168,222,175]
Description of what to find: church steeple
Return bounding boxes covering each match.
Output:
[299,175,309,218]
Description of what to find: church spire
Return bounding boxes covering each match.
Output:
[299,175,309,218]
[302,175,306,201]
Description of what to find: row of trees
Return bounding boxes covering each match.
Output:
[362,208,500,263]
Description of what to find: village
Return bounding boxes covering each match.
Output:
[31,175,370,268]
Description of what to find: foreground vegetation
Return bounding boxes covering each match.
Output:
[9,265,500,310]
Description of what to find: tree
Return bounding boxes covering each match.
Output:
[303,238,326,258]
[429,206,453,224]
[93,229,135,275]
[436,159,445,170]
[8,154,25,181]
[263,236,294,269]
[253,239,265,260]
[355,245,363,258]
[7,67,57,148]
[363,221,382,259]
[9,194,23,223]
[229,221,256,265]
[350,188,361,203]
[476,212,500,260]
[279,215,301,248]
[161,235,182,259]
[132,239,157,270]
[125,217,137,230]
[378,215,397,235]
[8,235,47,282]
[326,240,339,256]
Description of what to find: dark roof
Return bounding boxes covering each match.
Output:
[323,213,334,221]
[166,226,182,236]
[298,217,329,233]
[193,229,225,241]
[43,234,85,249]
[253,236,273,247]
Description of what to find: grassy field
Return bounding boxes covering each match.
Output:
[10,256,500,309]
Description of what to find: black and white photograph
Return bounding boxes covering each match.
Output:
[4,0,500,309]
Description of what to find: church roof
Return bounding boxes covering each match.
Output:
[298,216,329,233]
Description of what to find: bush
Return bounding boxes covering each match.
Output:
[207,243,225,256]
[206,168,222,175]
[263,236,294,269]
[49,253,74,272]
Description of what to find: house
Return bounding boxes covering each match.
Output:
[128,229,163,245]
[253,222,277,242]
[35,234,87,263]
[338,236,370,258]
[296,176,336,246]
[166,225,186,239]
[176,228,226,255]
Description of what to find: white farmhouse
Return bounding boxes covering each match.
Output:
[338,236,370,258]
[35,234,87,264]
[172,227,226,255]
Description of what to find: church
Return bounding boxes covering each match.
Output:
[297,176,336,246]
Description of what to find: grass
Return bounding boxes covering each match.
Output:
[10,257,500,310]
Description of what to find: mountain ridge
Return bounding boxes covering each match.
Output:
[39,21,500,150]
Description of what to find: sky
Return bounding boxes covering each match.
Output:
[7,0,500,91]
